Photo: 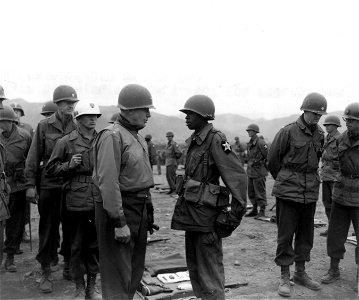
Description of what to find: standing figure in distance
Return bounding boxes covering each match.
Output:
[233,136,246,165]
[164,131,182,194]
[10,103,34,137]
[145,134,156,170]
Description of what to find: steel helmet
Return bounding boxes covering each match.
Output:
[0,85,7,100]
[74,101,101,119]
[246,123,260,133]
[41,101,58,116]
[180,95,215,120]
[53,85,79,103]
[300,92,327,115]
[10,103,25,116]
[109,112,119,123]
[118,84,155,110]
[166,131,174,137]
[0,105,17,122]
[145,134,152,141]
[323,115,341,127]
[343,102,359,121]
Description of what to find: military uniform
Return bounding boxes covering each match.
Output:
[25,112,77,269]
[18,122,34,137]
[171,123,247,300]
[93,115,154,300]
[327,130,359,264]
[268,116,324,267]
[233,140,246,164]
[246,135,268,211]
[2,126,31,264]
[320,129,341,220]
[46,129,99,282]
[164,140,181,192]
[146,140,157,168]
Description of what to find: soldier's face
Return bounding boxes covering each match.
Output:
[57,100,76,115]
[185,112,203,130]
[345,118,359,135]
[14,110,22,118]
[304,111,322,125]
[324,124,337,134]
[129,108,151,129]
[247,130,256,138]
[76,114,98,130]
[0,120,13,133]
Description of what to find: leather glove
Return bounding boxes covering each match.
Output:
[146,202,159,235]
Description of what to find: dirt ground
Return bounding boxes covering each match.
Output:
[1,166,358,300]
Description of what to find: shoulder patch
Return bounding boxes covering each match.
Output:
[263,144,268,150]
[221,141,232,153]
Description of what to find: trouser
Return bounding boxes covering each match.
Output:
[0,220,5,264]
[68,210,99,280]
[327,202,359,264]
[95,195,148,300]
[4,191,27,256]
[185,231,225,300]
[322,181,335,221]
[275,198,316,266]
[157,163,161,175]
[59,195,71,263]
[166,165,177,191]
[36,188,62,266]
[247,177,267,208]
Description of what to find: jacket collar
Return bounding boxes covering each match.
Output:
[342,130,359,148]
[296,116,323,136]
[186,123,213,146]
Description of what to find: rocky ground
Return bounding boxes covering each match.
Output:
[1,166,358,300]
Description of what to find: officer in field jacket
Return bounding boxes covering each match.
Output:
[92,84,156,300]
[164,131,182,194]
[319,115,341,237]
[321,103,359,292]
[25,85,78,293]
[268,93,327,297]
[46,101,101,299]
[171,95,247,300]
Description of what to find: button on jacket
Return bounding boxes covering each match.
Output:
[171,123,247,232]
[1,126,32,193]
[320,129,341,182]
[25,112,77,189]
[246,135,268,178]
[165,140,181,166]
[46,129,98,211]
[268,116,324,203]
[92,121,154,227]
[332,131,359,207]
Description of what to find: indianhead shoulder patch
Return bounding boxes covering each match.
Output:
[221,141,232,153]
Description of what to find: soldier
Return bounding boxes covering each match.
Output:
[1,106,32,272]
[319,115,341,237]
[92,84,157,300]
[321,103,359,292]
[268,92,327,297]
[245,124,268,218]
[46,101,101,299]
[145,134,157,170]
[156,150,162,175]
[108,112,119,124]
[10,103,34,137]
[171,95,247,300]
[40,101,58,118]
[164,131,182,194]
[25,85,78,293]
[233,136,246,164]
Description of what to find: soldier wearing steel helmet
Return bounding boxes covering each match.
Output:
[144,134,156,169]
[0,85,8,109]
[245,124,268,218]
[25,85,78,293]
[46,101,101,299]
[10,102,34,137]
[321,103,359,292]
[108,112,120,124]
[268,92,327,297]
[92,84,156,300]
[319,115,342,237]
[171,95,247,300]
[41,101,57,118]
[0,106,32,273]
[164,131,182,194]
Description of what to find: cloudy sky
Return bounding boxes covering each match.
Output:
[1,0,358,119]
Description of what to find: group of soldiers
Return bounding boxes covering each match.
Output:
[0,83,358,300]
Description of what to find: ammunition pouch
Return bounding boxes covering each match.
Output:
[181,178,230,208]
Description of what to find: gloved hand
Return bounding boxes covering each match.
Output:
[146,202,159,235]
[26,187,38,204]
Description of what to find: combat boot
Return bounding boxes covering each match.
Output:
[74,277,86,300]
[293,261,321,291]
[4,255,17,272]
[39,264,53,293]
[256,207,266,218]
[85,273,101,300]
[63,260,71,280]
[245,205,258,217]
[278,265,291,297]
[321,257,340,284]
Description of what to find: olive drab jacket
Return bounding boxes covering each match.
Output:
[171,123,247,232]
[92,117,154,228]
[268,116,324,203]
[25,112,77,189]
[165,140,182,166]
[1,126,32,193]
[246,135,268,178]
[46,129,98,211]
[332,131,359,207]
[320,129,341,182]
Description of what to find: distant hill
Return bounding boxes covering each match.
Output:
[6,98,345,144]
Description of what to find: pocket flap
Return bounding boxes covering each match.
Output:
[70,182,88,192]
[208,183,220,195]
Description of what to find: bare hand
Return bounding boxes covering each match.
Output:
[114,225,131,243]
[26,187,38,204]
[69,154,82,169]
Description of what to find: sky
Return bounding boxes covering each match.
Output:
[1,0,359,119]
